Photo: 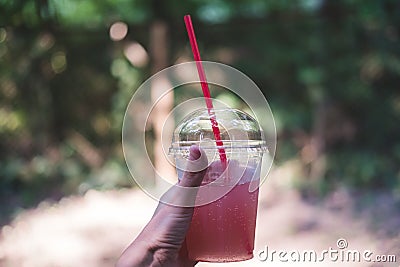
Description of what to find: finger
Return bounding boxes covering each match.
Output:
[155,145,207,208]
[179,145,208,188]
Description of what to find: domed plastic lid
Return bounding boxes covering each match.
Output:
[169,108,267,155]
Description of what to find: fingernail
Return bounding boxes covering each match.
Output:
[189,145,201,161]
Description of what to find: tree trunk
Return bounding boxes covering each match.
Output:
[149,20,176,186]
[309,99,327,182]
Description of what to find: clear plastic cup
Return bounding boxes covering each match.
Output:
[169,108,267,262]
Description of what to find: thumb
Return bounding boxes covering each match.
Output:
[156,145,208,208]
[179,145,208,187]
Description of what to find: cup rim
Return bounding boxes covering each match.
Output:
[169,141,268,156]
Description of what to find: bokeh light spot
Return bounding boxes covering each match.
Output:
[0,79,17,99]
[92,114,111,136]
[38,33,55,50]
[51,52,67,74]
[109,22,128,41]
[124,42,148,68]
[0,108,22,133]
[0,28,6,43]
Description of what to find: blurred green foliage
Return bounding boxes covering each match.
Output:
[1,0,400,220]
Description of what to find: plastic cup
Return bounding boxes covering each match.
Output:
[169,108,267,262]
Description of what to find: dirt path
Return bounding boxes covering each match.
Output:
[1,169,399,267]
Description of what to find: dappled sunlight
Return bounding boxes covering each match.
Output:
[1,0,400,266]
[1,164,399,267]
[0,189,157,267]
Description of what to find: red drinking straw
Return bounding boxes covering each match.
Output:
[184,15,227,165]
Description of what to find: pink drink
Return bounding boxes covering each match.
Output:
[186,175,259,262]
[170,108,266,262]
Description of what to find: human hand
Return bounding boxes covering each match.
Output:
[116,145,208,267]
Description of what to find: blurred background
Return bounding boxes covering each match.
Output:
[0,0,399,266]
